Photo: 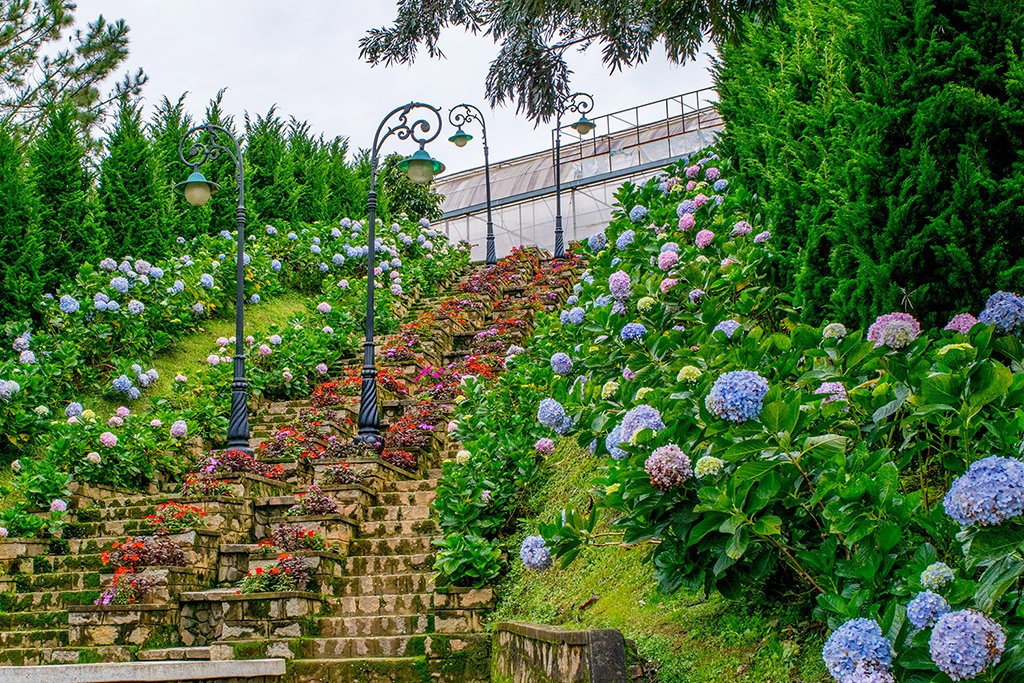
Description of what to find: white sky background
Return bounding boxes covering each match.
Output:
[74,1,716,173]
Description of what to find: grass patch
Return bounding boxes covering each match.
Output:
[491,442,831,683]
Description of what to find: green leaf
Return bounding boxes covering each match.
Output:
[726,527,749,560]
[920,373,958,406]
[752,515,782,536]
[974,554,1024,612]
[803,434,848,459]
[760,401,789,433]
[733,460,781,482]
[965,525,1024,568]
[969,361,1013,410]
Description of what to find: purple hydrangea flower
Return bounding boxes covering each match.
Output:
[170,420,188,438]
[192,302,204,316]
[317,302,332,314]
[929,610,1005,680]
[550,352,573,375]
[50,499,67,512]
[645,444,692,490]
[695,229,715,249]
[907,591,949,630]
[127,300,144,315]
[658,251,679,271]
[678,214,696,231]
[753,230,771,243]
[822,619,894,683]
[978,291,1024,334]
[609,271,631,300]
[520,536,552,571]
[621,405,665,443]
[867,312,920,349]
[269,334,283,345]
[945,313,978,334]
[689,289,704,304]
[706,370,769,423]
[535,438,555,455]
[815,381,847,404]
[943,455,1024,526]
[677,200,697,216]
[629,205,648,223]
[65,402,83,418]
[704,167,721,181]
[713,320,741,339]
[685,165,700,179]
[713,179,728,192]
[620,323,647,341]
[732,221,752,236]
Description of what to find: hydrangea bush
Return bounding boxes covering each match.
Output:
[437,153,1024,680]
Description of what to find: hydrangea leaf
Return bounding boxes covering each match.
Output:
[968,361,1013,411]
[964,526,1024,569]
[974,554,1024,613]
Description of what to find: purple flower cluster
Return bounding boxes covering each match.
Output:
[621,405,665,443]
[628,205,648,222]
[520,536,552,571]
[866,312,920,349]
[550,352,573,375]
[753,230,771,243]
[609,271,631,301]
[978,291,1024,334]
[620,323,647,341]
[678,213,695,231]
[704,167,721,181]
[907,590,949,630]
[943,455,1024,526]
[732,221,752,236]
[822,619,894,683]
[170,420,188,438]
[534,438,555,455]
[677,200,697,216]
[713,320,741,339]
[929,610,1005,680]
[695,229,714,249]
[689,289,704,304]
[645,444,692,490]
[560,307,585,325]
[705,370,769,423]
[945,313,978,335]
[815,381,847,404]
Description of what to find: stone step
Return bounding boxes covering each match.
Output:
[0,611,68,630]
[333,572,434,597]
[325,593,433,617]
[136,645,212,661]
[363,505,432,522]
[373,490,436,507]
[295,634,420,658]
[358,519,440,538]
[286,657,428,683]
[3,571,101,592]
[342,554,434,576]
[0,644,132,666]
[348,536,437,556]
[316,614,430,638]
[380,477,439,492]
[0,589,99,613]
[0,628,70,648]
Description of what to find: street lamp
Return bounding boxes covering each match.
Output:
[174,124,252,454]
[356,102,445,447]
[552,92,596,260]
[448,104,496,265]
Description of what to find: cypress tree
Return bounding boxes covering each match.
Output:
[29,106,99,296]
[99,97,166,260]
[245,106,296,223]
[150,94,202,240]
[202,90,242,236]
[0,124,41,319]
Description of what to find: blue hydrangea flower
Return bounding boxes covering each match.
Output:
[149,267,164,279]
[621,405,665,443]
[705,370,769,423]
[929,610,1006,680]
[288,232,298,241]
[200,274,215,289]
[218,254,226,261]
[248,294,260,304]
[127,300,144,315]
[127,387,141,401]
[269,335,283,345]
[192,302,204,316]
[538,398,567,430]
[677,200,697,217]
[0,380,21,400]
[566,295,579,305]
[605,424,627,459]
[340,218,352,229]
[907,591,949,630]
[713,179,728,192]
[311,244,321,255]
[587,232,607,252]
[65,402,83,418]
[551,352,573,375]
[110,277,129,294]
[620,323,647,341]
[319,262,330,273]
[978,291,1024,334]
[822,619,894,683]
[59,295,79,314]
[629,205,648,223]
[920,562,955,590]
[615,230,635,250]
[595,294,613,307]
[220,230,231,239]
[943,455,1024,526]
[112,375,133,393]
[582,272,594,285]
[19,350,36,364]
[99,258,117,272]
[169,280,184,294]
[660,242,679,253]
[560,307,585,325]
[271,259,282,272]
[520,536,552,571]
[105,300,120,311]
[266,225,278,235]
[242,253,251,267]
[713,320,742,339]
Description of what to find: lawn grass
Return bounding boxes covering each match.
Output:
[491,441,832,683]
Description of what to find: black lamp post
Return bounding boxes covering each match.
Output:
[174,124,252,454]
[355,103,445,447]
[552,92,596,260]
[448,104,496,266]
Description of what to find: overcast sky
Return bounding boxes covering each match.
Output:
[74,1,716,173]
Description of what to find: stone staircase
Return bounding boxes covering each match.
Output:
[0,246,580,682]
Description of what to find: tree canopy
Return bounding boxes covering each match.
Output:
[359,0,776,124]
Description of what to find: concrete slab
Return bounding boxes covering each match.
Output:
[0,658,286,682]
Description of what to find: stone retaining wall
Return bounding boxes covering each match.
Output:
[490,622,629,683]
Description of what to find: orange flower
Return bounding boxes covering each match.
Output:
[271,568,280,575]
[254,567,263,575]
[277,553,292,561]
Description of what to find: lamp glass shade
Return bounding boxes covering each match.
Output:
[398,149,446,185]
[174,171,220,207]
[448,128,472,147]
[570,116,596,135]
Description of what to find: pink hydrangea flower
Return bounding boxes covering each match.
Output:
[216,336,229,347]
[660,278,679,295]
[693,194,709,208]
[150,419,163,427]
[116,406,130,418]
[732,221,753,236]
[207,355,220,366]
[175,374,188,382]
[945,313,978,335]
[99,432,117,447]
[867,312,921,349]
[695,229,715,249]
[534,438,555,455]
[678,214,696,231]
[721,258,736,267]
[623,367,637,381]
[107,416,123,427]
[685,180,697,192]
[317,302,332,314]
[282,371,293,382]
[316,363,329,375]
[658,251,679,271]
[258,344,272,356]
[685,165,701,179]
